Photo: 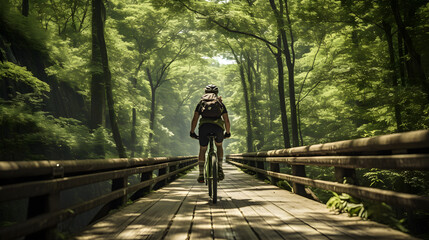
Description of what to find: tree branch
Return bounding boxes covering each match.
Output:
[178,0,279,50]
[298,39,323,103]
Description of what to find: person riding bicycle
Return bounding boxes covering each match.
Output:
[190,84,231,183]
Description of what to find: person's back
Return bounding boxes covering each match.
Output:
[190,84,231,182]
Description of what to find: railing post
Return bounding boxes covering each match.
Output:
[130,170,153,201]
[111,177,127,208]
[169,164,177,181]
[248,160,255,168]
[292,165,307,196]
[25,164,63,240]
[154,167,167,190]
[141,170,153,190]
[335,167,358,185]
[256,161,265,179]
[25,193,60,240]
[270,163,280,186]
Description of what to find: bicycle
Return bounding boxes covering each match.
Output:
[193,132,219,203]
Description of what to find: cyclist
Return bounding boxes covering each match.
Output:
[190,84,231,183]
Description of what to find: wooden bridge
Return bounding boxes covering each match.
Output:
[73,164,414,240]
[1,130,428,239]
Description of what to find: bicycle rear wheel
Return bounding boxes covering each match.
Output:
[212,153,218,203]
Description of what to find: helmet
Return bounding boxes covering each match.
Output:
[205,84,219,94]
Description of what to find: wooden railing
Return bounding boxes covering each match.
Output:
[227,130,429,210]
[0,156,197,240]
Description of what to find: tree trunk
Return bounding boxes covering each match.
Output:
[146,68,156,156]
[397,31,406,87]
[130,61,144,157]
[22,0,29,16]
[129,63,141,157]
[280,0,299,147]
[286,57,299,147]
[105,75,127,158]
[266,51,275,132]
[269,0,299,147]
[229,46,253,152]
[275,36,291,149]
[245,52,261,150]
[240,63,254,152]
[90,0,105,130]
[90,0,106,157]
[129,75,137,158]
[382,20,403,132]
[92,0,127,158]
[390,0,429,100]
[249,51,264,150]
[148,89,155,155]
[131,107,136,157]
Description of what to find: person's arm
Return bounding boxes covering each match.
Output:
[190,111,199,134]
[222,113,230,136]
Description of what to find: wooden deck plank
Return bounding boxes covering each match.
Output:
[74,171,196,240]
[225,164,416,240]
[163,173,201,240]
[189,182,213,240]
[74,186,166,239]
[75,163,417,240]
[220,180,286,239]
[209,193,235,240]
[215,188,259,240]
[116,174,196,239]
[223,175,319,240]
[224,166,330,240]
[226,169,349,240]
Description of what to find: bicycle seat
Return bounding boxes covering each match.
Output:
[207,132,217,137]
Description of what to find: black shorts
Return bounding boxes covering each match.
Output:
[198,124,224,147]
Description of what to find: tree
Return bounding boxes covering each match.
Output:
[227,39,254,152]
[390,0,428,99]
[269,0,300,147]
[21,0,28,16]
[91,0,126,158]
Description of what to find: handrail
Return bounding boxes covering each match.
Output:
[0,156,198,240]
[227,154,429,170]
[229,129,429,157]
[0,156,196,179]
[227,130,429,210]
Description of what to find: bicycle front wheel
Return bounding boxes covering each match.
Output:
[212,153,218,204]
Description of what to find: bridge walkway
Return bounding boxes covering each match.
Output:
[74,163,414,240]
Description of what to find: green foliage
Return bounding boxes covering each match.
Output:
[362,169,429,196]
[327,192,408,232]
[277,180,293,192]
[0,103,117,160]
[327,192,367,218]
[45,35,90,91]
[0,0,48,51]
[0,61,50,100]
[365,202,408,233]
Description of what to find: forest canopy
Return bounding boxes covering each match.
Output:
[0,0,428,158]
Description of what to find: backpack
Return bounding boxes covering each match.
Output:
[199,93,223,118]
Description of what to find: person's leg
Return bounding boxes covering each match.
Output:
[197,125,209,183]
